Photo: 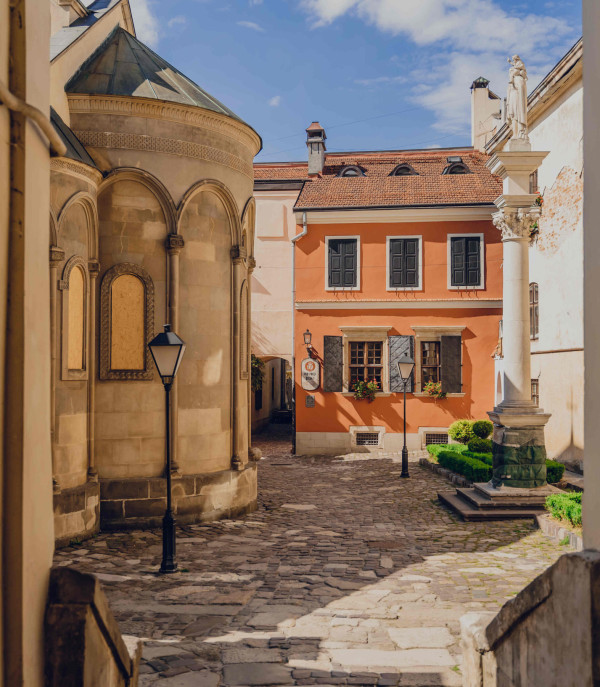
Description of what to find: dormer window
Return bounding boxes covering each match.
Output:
[338,166,365,177]
[390,164,417,177]
[443,156,471,175]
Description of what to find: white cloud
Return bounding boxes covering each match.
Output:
[237,20,265,31]
[269,95,281,106]
[299,0,576,133]
[167,15,187,29]
[129,0,160,47]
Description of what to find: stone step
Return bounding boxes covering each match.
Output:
[438,491,545,521]
[472,481,556,507]
[456,487,548,510]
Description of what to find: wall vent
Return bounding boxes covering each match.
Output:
[356,432,380,446]
[425,432,449,445]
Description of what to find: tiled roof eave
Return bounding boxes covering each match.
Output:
[293,202,498,212]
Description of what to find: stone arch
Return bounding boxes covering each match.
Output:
[241,196,256,260]
[178,179,241,247]
[50,209,59,248]
[99,262,155,381]
[100,168,177,236]
[60,255,89,380]
[57,191,99,260]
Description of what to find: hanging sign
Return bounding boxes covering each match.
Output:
[301,358,320,391]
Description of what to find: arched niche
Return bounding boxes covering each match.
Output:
[61,256,88,380]
[240,280,249,380]
[99,263,154,380]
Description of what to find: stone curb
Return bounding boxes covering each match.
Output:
[418,457,472,488]
[535,513,583,551]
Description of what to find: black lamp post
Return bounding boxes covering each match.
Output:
[148,324,186,574]
[397,355,415,479]
[303,329,313,357]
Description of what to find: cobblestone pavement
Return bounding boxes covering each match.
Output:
[54,425,568,687]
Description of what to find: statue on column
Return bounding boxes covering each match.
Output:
[506,55,529,141]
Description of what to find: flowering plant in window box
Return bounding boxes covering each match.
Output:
[423,381,447,399]
[535,192,544,208]
[352,380,379,403]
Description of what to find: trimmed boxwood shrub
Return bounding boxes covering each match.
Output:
[448,420,475,444]
[464,451,493,465]
[437,450,492,482]
[467,437,493,454]
[546,459,565,484]
[472,420,493,439]
[426,443,468,458]
[545,491,582,527]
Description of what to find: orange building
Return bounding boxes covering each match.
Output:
[255,123,503,454]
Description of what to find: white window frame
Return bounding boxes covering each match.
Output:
[325,235,361,292]
[411,325,466,396]
[447,233,485,290]
[339,326,392,394]
[386,235,423,292]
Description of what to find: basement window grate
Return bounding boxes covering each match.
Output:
[425,433,449,445]
[356,432,380,446]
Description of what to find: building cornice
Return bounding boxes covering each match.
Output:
[67,94,262,157]
[50,157,103,184]
[294,205,496,224]
[296,299,502,310]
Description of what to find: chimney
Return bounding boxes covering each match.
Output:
[306,122,326,176]
[52,0,88,34]
[471,77,502,152]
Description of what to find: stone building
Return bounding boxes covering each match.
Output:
[475,39,584,471]
[48,0,261,544]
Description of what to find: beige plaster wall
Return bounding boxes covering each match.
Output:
[95,178,167,479]
[252,190,295,361]
[178,189,233,474]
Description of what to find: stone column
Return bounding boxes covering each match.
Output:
[486,147,551,489]
[166,234,184,474]
[49,246,65,493]
[87,259,100,481]
[247,257,256,458]
[231,245,246,471]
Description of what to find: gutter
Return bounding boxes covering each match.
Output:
[290,212,308,454]
[0,80,67,156]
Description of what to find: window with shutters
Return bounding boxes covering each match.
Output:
[421,342,441,384]
[412,326,465,395]
[349,341,383,387]
[448,234,484,289]
[387,236,422,290]
[529,282,539,340]
[326,236,360,290]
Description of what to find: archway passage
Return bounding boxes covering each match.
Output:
[251,355,292,453]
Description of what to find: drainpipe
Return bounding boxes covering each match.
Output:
[291,211,308,455]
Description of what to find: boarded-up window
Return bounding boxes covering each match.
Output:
[110,275,145,370]
[67,265,85,370]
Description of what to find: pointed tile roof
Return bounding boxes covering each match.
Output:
[65,26,246,123]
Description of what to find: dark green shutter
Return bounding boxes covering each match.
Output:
[405,238,419,287]
[389,335,414,392]
[323,336,343,392]
[328,239,357,288]
[451,237,466,286]
[441,335,462,393]
[451,236,481,287]
[466,237,481,286]
[390,239,419,288]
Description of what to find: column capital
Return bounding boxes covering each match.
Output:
[49,246,65,267]
[231,245,247,265]
[247,257,257,274]
[165,234,185,254]
[492,206,540,241]
[88,259,101,277]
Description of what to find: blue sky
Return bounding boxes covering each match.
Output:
[127,0,581,162]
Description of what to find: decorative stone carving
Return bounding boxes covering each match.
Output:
[99,263,154,381]
[247,257,257,274]
[165,234,184,254]
[88,259,100,277]
[231,244,247,264]
[492,207,541,240]
[50,157,103,184]
[506,55,529,141]
[49,246,65,268]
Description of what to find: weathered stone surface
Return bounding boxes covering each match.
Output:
[222,663,294,685]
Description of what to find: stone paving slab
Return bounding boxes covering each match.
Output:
[54,424,569,686]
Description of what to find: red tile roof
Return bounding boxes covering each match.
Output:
[295,149,501,209]
[254,163,309,181]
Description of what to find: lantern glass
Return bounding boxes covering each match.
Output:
[148,325,186,381]
[397,356,415,382]
[303,329,312,346]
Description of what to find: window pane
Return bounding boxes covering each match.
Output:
[67,266,85,370]
[421,341,441,386]
[111,274,145,370]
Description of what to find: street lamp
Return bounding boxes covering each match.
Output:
[148,324,186,574]
[303,329,313,357]
[397,355,415,479]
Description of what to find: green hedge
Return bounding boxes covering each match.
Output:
[426,443,468,457]
[545,492,582,527]
[468,437,493,454]
[437,450,493,482]
[546,460,565,484]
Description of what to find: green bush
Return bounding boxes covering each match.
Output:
[545,492,582,527]
[546,460,565,484]
[437,450,492,482]
[448,420,475,444]
[472,419,493,439]
[464,451,493,465]
[468,437,493,454]
[426,443,468,458]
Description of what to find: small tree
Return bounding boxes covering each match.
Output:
[472,419,493,439]
[251,354,265,392]
[448,419,475,445]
